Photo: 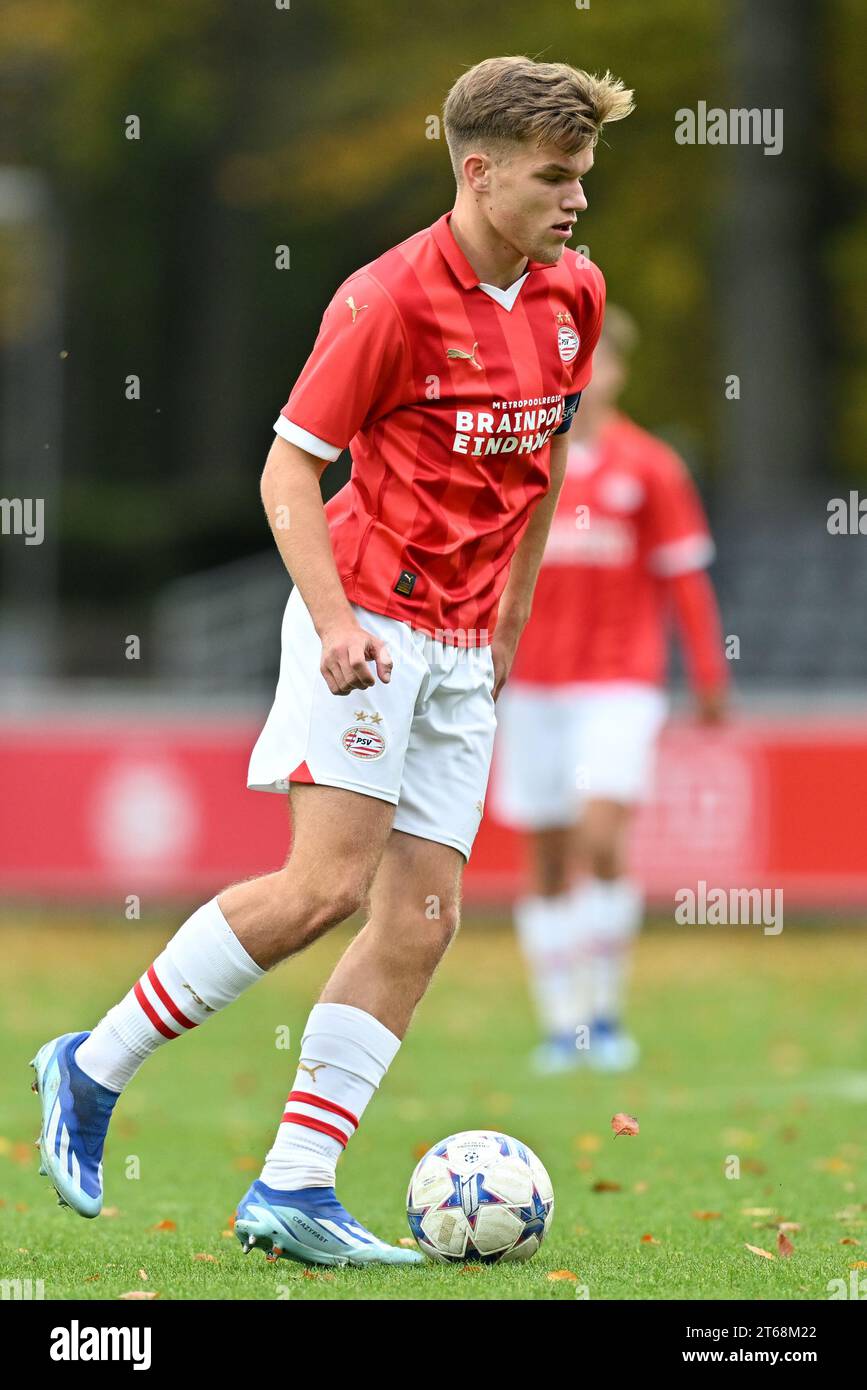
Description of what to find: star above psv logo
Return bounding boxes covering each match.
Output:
[446,340,483,370]
[345,295,368,322]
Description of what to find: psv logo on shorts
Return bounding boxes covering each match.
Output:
[341,725,386,760]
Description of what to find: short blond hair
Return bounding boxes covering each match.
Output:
[443,56,634,182]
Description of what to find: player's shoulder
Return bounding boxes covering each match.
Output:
[331,225,432,314]
[556,248,606,316]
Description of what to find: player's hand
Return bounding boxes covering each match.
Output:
[491,627,521,702]
[696,689,728,725]
[319,621,393,695]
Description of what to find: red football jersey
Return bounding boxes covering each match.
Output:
[275,212,605,644]
[511,414,719,685]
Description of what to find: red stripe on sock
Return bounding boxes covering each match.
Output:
[146,965,198,1031]
[287,1090,359,1129]
[133,979,177,1040]
[282,1112,350,1147]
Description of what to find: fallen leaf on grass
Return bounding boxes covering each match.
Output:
[640,1234,660,1244]
[591,1180,622,1193]
[83,1275,100,1283]
[815,1156,852,1174]
[611,1112,639,1137]
[412,1142,429,1161]
[151,1220,176,1232]
[840,1238,861,1246]
[777,1222,800,1232]
[777,1232,795,1258]
[220,1230,234,1239]
[547,1270,578,1281]
[119,1291,159,1300]
[301,1270,335,1281]
[849,1261,867,1269]
[692,1211,722,1220]
[232,1155,257,1172]
[15,1203,28,1212]
[100,1207,120,1219]
[138,1269,148,1281]
[397,1238,417,1248]
[741,1207,774,1217]
[17,1248,28,1254]
[459,1265,483,1275]
[745,1243,775,1260]
[633,1180,649,1194]
[193,1253,217,1262]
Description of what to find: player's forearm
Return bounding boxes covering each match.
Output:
[669,568,729,693]
[260,436,355,637]
[496,434,569,634]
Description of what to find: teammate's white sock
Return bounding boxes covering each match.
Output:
[514,893,594,1040]
[587,877,643,1027]
[74,898,265,1092]
[260,1003,400,1191]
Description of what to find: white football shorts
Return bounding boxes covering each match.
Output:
[247,586,497,860]
[491,680,669,830]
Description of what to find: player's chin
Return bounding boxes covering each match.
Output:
[532,241,566,266]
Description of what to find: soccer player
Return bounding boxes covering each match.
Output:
[30,57,633,1266]
[491,304,729,1074]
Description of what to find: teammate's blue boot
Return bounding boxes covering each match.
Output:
[235,1179,424,1267]
[530,1030,584,1075]
[30,1031,119,1218]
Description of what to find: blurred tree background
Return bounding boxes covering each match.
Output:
[0,0,863,675]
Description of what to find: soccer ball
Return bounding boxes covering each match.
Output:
[406,1130,554,1263]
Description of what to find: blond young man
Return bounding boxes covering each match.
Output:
[31,57,633,1267]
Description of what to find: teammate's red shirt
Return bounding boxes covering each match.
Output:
[275,212,605,644]
[511,413,724,687]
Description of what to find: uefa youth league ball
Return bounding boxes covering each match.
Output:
[406,1130,554,1263]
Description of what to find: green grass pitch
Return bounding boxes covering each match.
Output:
[1,910,865,1300]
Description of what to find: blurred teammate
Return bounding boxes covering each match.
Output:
[31,58,634,1264]
[492,306,728,1073]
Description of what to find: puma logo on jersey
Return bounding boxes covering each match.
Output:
[182,983,215,1013]
[447,341,482,370]
[298,1062,327,1082]
[346,296,368,322]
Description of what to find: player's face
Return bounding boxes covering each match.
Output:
[485,141,594,266]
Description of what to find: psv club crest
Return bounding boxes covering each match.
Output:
[556,310,580,363]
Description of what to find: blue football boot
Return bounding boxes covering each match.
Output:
[235,1179,424,1267]
[30,1031,119,1218]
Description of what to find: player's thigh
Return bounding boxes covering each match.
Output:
[285,783,396,918]
[367,828,464,957]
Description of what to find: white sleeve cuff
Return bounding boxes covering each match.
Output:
[273,415,343,462]
[647,533,715,576]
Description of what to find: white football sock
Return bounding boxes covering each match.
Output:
[514,892,594,1039]
[260,1002,400,1191]
[587,877,643,1025]
[74,898,265,1092]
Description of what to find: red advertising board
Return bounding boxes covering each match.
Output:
[1,717,866,908]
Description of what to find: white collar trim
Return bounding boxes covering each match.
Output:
[477,273,529,312]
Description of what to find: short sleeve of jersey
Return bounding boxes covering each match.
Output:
[275,273,410,461]
[643,449,716,575]
[569,258,606,394]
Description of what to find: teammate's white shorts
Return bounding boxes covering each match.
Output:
[247,586,497,860]
[491,680,669,830]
